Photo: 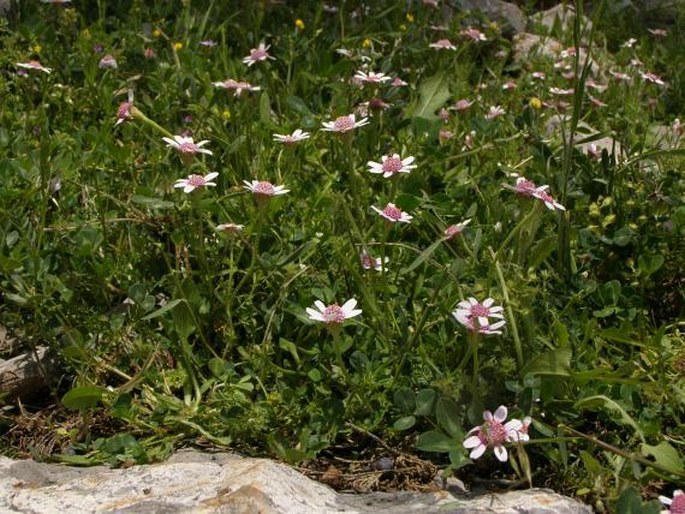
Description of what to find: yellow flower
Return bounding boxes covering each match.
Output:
[31,44,42,55]
[406,13,414,23]
[222,109,231,120]
[529,97,542,110]
[295,18,305,30]
[153,28,162,37]
[362,38,372,48]
[173,42,183,51]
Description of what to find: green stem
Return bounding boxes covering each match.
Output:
[491,248,524,367]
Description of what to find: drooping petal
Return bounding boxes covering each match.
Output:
[493,445,508,462]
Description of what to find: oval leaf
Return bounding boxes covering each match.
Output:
[62,385,108,411]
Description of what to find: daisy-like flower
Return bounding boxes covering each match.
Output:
[511,416,532,443]
[585,79,607,92]
[372,203,413,223]
[485,105,506,120]
[502,80,517,91]
[641,71,666,86]
[216,223,244,234]
[163,135,213,156]
[115,101,134,126]
[531,71,546,80]
[242,42,274,67]
[174,172,219,193]
[460,27,487,42]
[16,60,52,74]
[509,175,565,211]
[453,297,505,331]
[360,250,388,271]
[622,37,638,48]
[306,299,362,325]
[588,95,608,108]
[586,143,602,160]
[452,99,473,111]
[660,490,685,514]
[98,54,118,69]
[463,406,524,462]
[199,40,217,47]
[354,70,391,84]
[212,79,261,97]
[609,70,632,82]
[549,87,574,96]
[242,180,290,198]
[321,114,369,133]
[429,38,457,50]
[367,154,416,178]
[273,129,310,145]
[443,219,471,240]
[391,77,408,87]
[648,28,668,37]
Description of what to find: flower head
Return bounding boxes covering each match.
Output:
[212,79,261,97]
[660,490,685,514]
[16,60,52,74]
[460,27,487,42]
[486,105,506,120]
[163,135,213,156]
[98,54,118,69]
[273,129,310,145]
[243,180,290,198]
[443,219,471,240]
[372,203,413,223]
[360,250,388,271]
[354,70,391,84]
[242,42,274,66]
[216,223,244,234]
[115,101,134,126]
[463,406,524,462]
[174,172,219,193]
[367,154,416,178]
[306,299,362,325]
[200,40,218,48]
[508,175,565,211]
[641,71,666,86]
[321,114,369,133]
[429,38,457,50]
[453,297,505,333]
[391,77,408,87]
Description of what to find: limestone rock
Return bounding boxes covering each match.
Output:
[531,4,593,35]
[458,0,527,35]
[0,451,593,513]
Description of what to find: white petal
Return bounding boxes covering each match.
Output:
[341,298,357,312]
[469,444,487,460]
[183,185,195,193]
[463,435,481,449]
[493,445,508,462]
[494,405,508,422]
[314,300,326,312]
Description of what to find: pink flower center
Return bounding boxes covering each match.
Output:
[671,495,685,514]
[187,174,206,187]
[435,39,452,48]
[382,156,403,174]
[322,304,345,323]
[117,102,132,120]
[333,116,354,131]
[515,179,537,196]
[444,224,463,239]
[178,142,199,154]
[250,49,268,60]
[470,303,490,318]
[382,204,402,220]
[478,419,508,447]
[253,181,275,195]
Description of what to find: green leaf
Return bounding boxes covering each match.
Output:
[62,385,108,411]
[414,389,437,416]
[527,235,557,269]
[401,238,442,274]
[638,254,664,277]
[416,430,457,453]
[574,395,645,442]
[405,73,450,120]
[523,347,571,377]
[130,195,175,210]
[286,95,311,115]
[393,415,416,431]
[393,387,416,414]
[140,299,184,321]
[259,91,272,125]
[435,397,462,438]
[615,486,662,514]
[640,441,684,474]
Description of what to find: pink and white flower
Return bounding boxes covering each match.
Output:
[508,175,565,211]
[443,219,471,239]
[549,87,574,96]
[16,60,52,74]
[460,27,487,42]
[360,250,388,271]
[659,490,685,514]
[486,105,506,120]
[216,223,244,234]
[391,77,408,87]
[452,99,473,111]
[273,129,310,145]
[98,54,118,69]
[463,406,524,462]
[163,135,213,156]
[212,79,261,96]
[174,172,219,193]
[429,38,457,50]
[372,203,413,223]
[609,70,632,82]
[243,180,290,198]
[367,154,416,178]
[242,42,274,66]
[453,297,505,331]
[641,71,666,86]
[648,28,668,37]
[306,299,362,325]
[321,114,369,133]
[354,70,391,84]
[115,101,134,126]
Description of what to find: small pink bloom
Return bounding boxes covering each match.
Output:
[368,154,416,178]
[372,203,413,223]
[531,71,546,80]
[174,172,219,193]
[641,71,666,86]
[443,219,471,240]
[144,47,156,59]
[242,180,290,198]
[588,95,608,108]
[391,77,408,87]
[549,87,574,96]
[463,406,523,462]
[460,27,487,42]
[485,105,505,120]
[163,135,213,156]
[16,60,52,74]
[99,54,118,69]
[452,99,473,111]
[360,250,388,271]
[273,129,310,145]
[212,79,261,97]
[429,38,457,50]
[502,80,517,91]
[648,28,668,37]
[354,70,391,84]
[115,101,134,126]
[439,129,454,143]
[306,299,362,325]
[660,490,685,513]
[242,42,274,66]
[216,223,244,234]
[609,70,632,82]
[453,297,505,331]
[321,114,369,133]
